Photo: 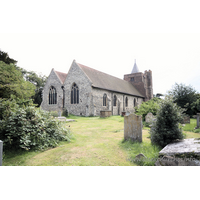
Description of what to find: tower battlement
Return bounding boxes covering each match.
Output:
[124,62,153,102]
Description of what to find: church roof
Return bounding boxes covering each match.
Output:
[77,62,144,98]
[131,60,140,73]
[54,70,68,84]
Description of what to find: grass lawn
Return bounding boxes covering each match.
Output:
[3,116,200,166]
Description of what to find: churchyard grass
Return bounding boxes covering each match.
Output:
[182,118,200,133]
[3,116,200,166]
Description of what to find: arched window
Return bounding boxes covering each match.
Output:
[134,98,136,107]
[49,86,57,105]
[125,97,128,107]
[103,94,107,106]
[113,95,117,106]
[71,83,79,104]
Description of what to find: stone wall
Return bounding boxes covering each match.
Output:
[64,61,92,116]
[92,88,143,116]
[124,70,153,102]
[41,69,63,112]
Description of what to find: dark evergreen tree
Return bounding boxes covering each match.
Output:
[150,97,184,148]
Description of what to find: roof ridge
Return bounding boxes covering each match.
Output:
[77,62,125,82]
[54,70,68,84]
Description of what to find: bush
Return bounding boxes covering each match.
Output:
[0,99,71,151]
[150,97,184,148]
[135,97,161,121]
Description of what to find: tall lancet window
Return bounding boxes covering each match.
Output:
[49,86,57,105]
[125,97,128,107]
[103,94,107,106]
[113,95,117,106]
[71,83,79,104]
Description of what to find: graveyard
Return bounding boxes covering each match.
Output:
[2,115,200,166]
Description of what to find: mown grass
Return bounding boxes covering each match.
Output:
[182,118,200,133]
[3,116,200,166]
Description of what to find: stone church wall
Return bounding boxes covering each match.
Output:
[64,61,92,116]
[41,70,63,112]
[92,88,143,116]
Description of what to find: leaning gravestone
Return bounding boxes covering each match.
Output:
[0,140,3,166]
[145,113,155,123]
[124,113,142,142]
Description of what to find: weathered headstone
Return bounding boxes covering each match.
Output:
[0,140,3,166]
[196,113,200,129]
[181,115,190,124]
[124,113,142,142]
[145,113,155,123]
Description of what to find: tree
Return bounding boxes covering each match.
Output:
[168,83,198,117]
[150,97,184,148]
[19,69,47,106]
[0,61,35,99]
[191,94,200,114]
[135,97,162,121]
[0,49,17,65]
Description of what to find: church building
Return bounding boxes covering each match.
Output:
[41,60,153,116]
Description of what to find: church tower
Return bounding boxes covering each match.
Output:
[124,60,153,102]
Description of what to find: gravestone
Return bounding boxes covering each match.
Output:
[0,140,3,166]
[196,113,200,129]
[145,113,155,123]
[124,113,142,142]
[181,115,190,124]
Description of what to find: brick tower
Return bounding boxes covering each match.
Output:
[124,60,153,102]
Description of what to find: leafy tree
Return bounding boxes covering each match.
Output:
[168,83,198,117]
[19,69,47,106]
[135,97,162,121]
[0,49,17,65]
[150,97,184,148]
[191,94,200,114]
[0,61,35,99]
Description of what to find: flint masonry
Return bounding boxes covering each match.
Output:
[41,60,153,116]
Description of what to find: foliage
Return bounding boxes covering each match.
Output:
[0,61,35,99]
[19,69,47,106]
[168,83,198,117]
[135,97,161,121]
[50,111,59,117]
[62,108,69,117]
[0,99,70,151]
[150,97,184,148]
[191,94,200,114]
[0,49,17,65]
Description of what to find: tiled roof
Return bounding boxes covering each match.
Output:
[77,62,144,97]
[54,70,68,84]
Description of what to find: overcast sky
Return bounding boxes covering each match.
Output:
[1,0,200,95]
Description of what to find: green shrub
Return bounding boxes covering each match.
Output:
[0,99,71,151]
[49,111,59,117]
[150,97,184,148]
[135,97,161,121]
[62,108,69,117]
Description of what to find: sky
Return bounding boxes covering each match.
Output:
[1,0,200,96]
